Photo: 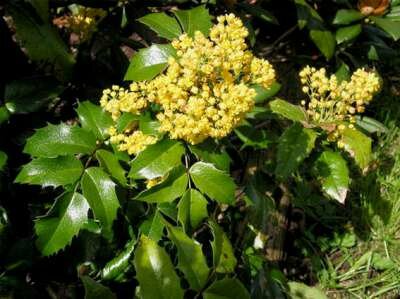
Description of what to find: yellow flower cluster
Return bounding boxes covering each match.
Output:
[100,13,276,151]
[108,127,157,155]
[300,66,380,124]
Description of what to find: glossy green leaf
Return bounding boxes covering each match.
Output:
[315,151,349,204]
[4,76,64,114]
[336,24,362,44]
[124,44,176,81]
[0,106,10,125]
[102,238,136,281]
[24,123,97,158]
[34,192,89,256]
[140,210,165,242]
[287,282,327,299]
[203,278,250,299]
[333,9,364,25]
[189,162,236,205]
[252,82,281,103]
[96,149,127,186]
[189,140,231,172]
[165,224,209,291]
[129,138,185,180]
[76,101,113,140]
[138,12,182,40]
[370,16,400,41]
[177,189,208,231]
[294,0,323,29]
[269,99,307,122]
[310,29,336,59]
[81,276,116,299]
[335,62,351,83]
[174,5,213,37]
[340,128,372,170]
[116,112,139,133]
[81,167,120,239]
[15,156,83,187]
[134,235,184,299]
[275,123,317,179]
[0,151,8,172]
[355,116,387,133]
[209,221,237,273]
[235,125,270,149]
[135,166,188,203]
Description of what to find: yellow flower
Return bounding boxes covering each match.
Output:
[108,127,157,155]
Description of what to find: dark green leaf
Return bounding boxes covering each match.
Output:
[124,44,176,81]
[177,189,208,232]
[0,151,8,172]
[310,29,336,59]
[35,192,89,256]
[174,6,213,37]
[135,166,188,203]
[275,124,317,179]
[24,123,97,158]
[269,99,307,122]
[252,82,281,103]
[209,221,237,273]
[203,278,250,299]
[335,62,350,83]
[340,128,372,170]
[235,125,270,149]
[116,112,139,133]
[165,224,209,291]
[81,276,116,299]
[4,76,64,114]
[76,101,113,140]
[102,238,136,281]
[237,3,278,25]
[336,24,362,44]
[81,167,120,239]
[0,106,11,125]
[134,235,184,299]
[370,16,400,41]
[189,162,236,205]
[96,149,127,186]
[315,151,349,204]
[129,138,185,180]
[138,12,182,40]
[15,156,83,187]
[294,0,323,29]
[333,9,364,25]
[189,140,231,172]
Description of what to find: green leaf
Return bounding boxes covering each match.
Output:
[81,276,116,299]
[275,124,317,180]
[237,3,278,25]
[355,116,387,133]
[333,9,364,25]
[309,29,336,59]
[177,189,208,232]
[340,128,372,170]
[0,106,11,125]
[134,235,184,299]
[294,0,323,29]
[116,112,139,133]
[129,138,185,180]
[165,224,209,291]
[76,101,113,140]
[4,76,64,114]
[315,151,349,204]
[34,192,89,256]
[336,24,362,44]
[81,167,120,239]
[7,2,75,80]
[102,238,136,281]
[235,125,270,149]
[189,162,236,205]
[124,44,176,81]
[370,16,400,41]
[269,99,307,122]
[138,12,182,40]
[15,156,83,187]
[252,82,281,103]
[135,166,188,203]
[335,62,351,83]
[140,210,165,242]
[287,282,327,299]
[209,221,237,273]
[96,149,127,187]
[189,140,231,172]
[0,151,8,172]
[203,278,250,299]
[24,123,97,158]
[174,5,213,37]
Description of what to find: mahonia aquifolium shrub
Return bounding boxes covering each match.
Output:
[100,14,276,151]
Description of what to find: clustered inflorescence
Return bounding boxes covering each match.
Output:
[299,66,380,146]
[100,14,276,154]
